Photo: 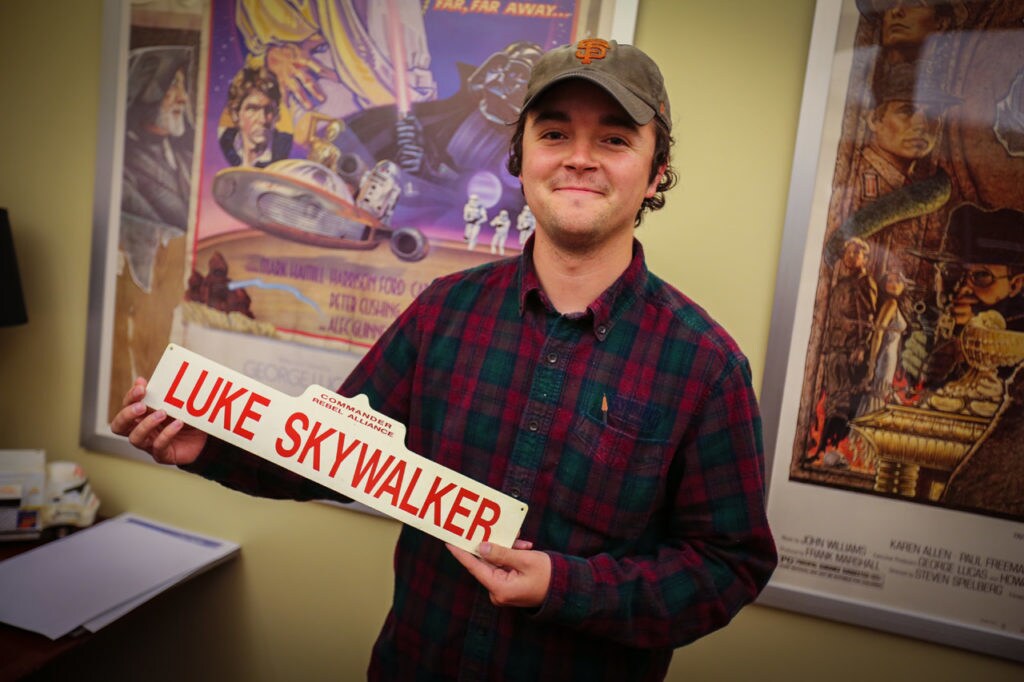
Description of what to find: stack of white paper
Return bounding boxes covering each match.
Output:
[0,513,240,639]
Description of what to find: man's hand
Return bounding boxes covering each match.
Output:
[265,42,327,110]
[109,377,208,466]
[902,329,960,388]
[901,328,931,381]
[395,114,425,174]
[446,540,551,608]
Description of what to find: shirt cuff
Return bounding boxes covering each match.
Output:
[533,551,593,625]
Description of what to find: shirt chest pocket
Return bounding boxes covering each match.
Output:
[547,406,671,551]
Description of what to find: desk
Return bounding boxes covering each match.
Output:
[0,522,239,681]
[0,533,94,681]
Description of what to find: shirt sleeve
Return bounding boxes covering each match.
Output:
[533,356,778,648]
[234,0,317,57]
[338,296,420,424]
[182,436,349,503]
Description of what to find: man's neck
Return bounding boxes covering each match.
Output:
[868,142,916,178]
[531,231,634,314]
[242,139,269,166]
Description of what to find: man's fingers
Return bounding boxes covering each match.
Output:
[110,400,146,436]
[286,81,315,110]
[121,377,147,407]
[449,541,531,569]
[128,409,167,449]
[151,418,184,460]
[446,543,493,584]
[478,542,537,571]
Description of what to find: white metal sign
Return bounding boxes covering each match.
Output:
[145,344,528,554]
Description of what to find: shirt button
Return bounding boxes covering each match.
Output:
[509,488,521,498]
[546,352,558,364]
[528,420,540,432]
[596,324,607,336]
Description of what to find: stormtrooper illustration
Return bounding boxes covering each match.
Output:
[463,194,487,251]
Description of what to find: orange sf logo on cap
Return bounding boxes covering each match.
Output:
[575,38,609,64]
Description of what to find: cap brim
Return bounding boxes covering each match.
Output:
[523,71,657,125]
[906,246,959,263]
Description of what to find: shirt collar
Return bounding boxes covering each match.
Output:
[518,235,647,341]
[233,129,275,166]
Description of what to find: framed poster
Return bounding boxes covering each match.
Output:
[81,0,638,461]
[760,0,1024,661]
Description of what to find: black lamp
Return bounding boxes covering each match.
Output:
[0,208,28,326]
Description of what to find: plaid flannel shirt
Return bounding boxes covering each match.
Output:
[187,238,776,681]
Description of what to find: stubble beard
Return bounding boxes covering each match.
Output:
[537,207,636,257]
[531,181,624,254]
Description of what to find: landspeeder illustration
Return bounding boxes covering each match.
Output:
[211,158,428,261]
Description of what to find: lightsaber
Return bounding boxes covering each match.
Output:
[384,0,411,117]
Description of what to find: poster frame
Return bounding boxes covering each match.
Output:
[758,0,1024,662]
[80,0,639,460]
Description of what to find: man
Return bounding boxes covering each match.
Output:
[218,65,292,168]
[829,61,959,282]
[904,204,1024,387]
[112,39,777,681]
[856,0,965,64]
[111,45,197,422]
[813,238,878,462]
[942,207,1024,331]
[897,204,1024,517]
[121,45,196,293]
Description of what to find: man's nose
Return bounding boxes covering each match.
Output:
[564,139,597,170]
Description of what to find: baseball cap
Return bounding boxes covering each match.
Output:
[520,39,671,130]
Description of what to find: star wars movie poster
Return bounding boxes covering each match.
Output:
[104,0,632,422]
[763,0,1024,659]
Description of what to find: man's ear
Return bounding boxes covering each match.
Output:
[866,106,883,134]
[1009,273,1024,297]
[646,163,667,197]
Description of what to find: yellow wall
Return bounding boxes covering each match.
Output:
[0,0,1019,679]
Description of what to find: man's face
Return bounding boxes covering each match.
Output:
[235,89,279,148]
[951,263,1024,325]
[882,1,943,48]
[843,244,868,271]
[153,68,189,137]
[869,99,942,160]
[518,80,662,254]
